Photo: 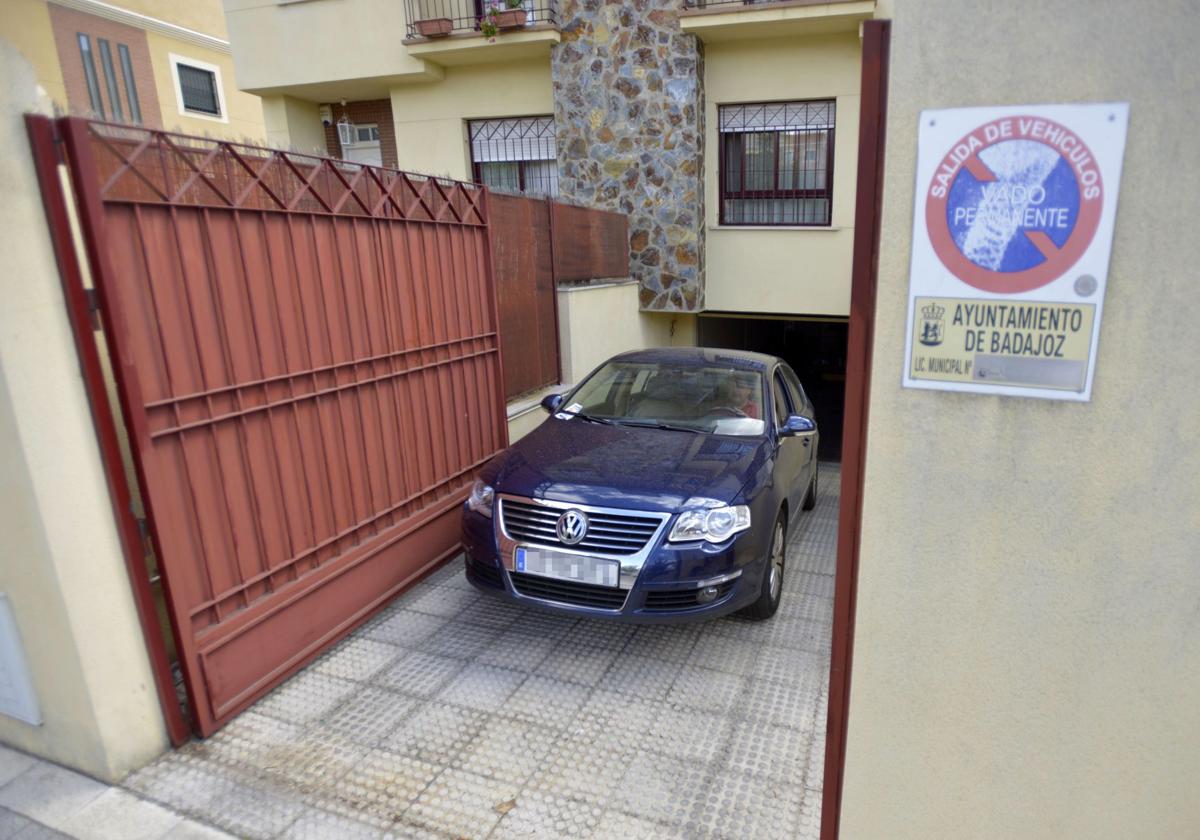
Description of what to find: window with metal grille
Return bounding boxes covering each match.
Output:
[719,100,835,226]
[468,116,558,197]
[77,34,105,119]
[118,44,142,124]
[97,39,124,123]
[176,62,220,116]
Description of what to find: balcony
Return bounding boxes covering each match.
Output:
[679,0,875,43]
[403,0,561,66]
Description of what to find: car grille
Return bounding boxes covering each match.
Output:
[643,580,737,611]
[465,556,504,589]
[499,499,662,556]
[510,572,627,609]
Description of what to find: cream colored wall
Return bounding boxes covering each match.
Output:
[223,0,429,95]
[388,58,554,179]
[702,32,860,316]
[0,0,67,105]
[145,31,264,141]
[261,94,326,154]
[0,44,168,782]
[840,2,1200,838]
[117,0,230,39]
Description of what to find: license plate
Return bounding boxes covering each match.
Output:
[515,547,620,588]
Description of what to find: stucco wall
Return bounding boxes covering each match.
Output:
[702,32,860,316]
[840,3,1200,838]
[0,44,168,781]
[388,59,555,181]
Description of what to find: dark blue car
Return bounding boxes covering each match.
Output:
[462,348,819,622]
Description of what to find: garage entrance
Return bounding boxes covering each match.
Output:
[698,314,848,461]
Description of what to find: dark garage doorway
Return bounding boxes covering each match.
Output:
[697,313,848,462]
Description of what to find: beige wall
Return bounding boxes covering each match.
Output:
[0,44,168,781]
[703,32,860,316]
[840,2,1200,838]
[0,0,67,105]
[388,58,554,180]
[261,94,326,155]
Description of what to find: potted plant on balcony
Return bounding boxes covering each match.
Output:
[414,16,453,37]
[489,0,528,30]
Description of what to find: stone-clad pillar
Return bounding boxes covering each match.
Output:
[552,1,705,312]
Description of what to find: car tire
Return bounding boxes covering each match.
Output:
[740,511,786,621]
[802,464,818,511]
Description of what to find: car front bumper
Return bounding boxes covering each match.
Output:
[461,505,767,624]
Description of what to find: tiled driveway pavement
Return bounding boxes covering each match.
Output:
[125,466,839,840]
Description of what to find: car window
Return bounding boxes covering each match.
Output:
[781,364,809,414]
[772,371,791,427]
[564,360,767,437]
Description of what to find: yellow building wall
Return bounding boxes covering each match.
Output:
[113,0,230,39]
[702,32,861,316]
[0,0,67,105]
[840,2,1200,838]
[388,58,554,180]
[145,30,264,141]
[0,43,168,782]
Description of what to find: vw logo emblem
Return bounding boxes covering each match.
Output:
[556,509,589,546]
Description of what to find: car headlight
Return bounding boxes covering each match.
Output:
[668,505,751,543]
[467,480,494,517]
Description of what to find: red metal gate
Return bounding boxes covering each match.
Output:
[46,117,507,735]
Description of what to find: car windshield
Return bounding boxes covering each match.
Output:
[561,361,767,437]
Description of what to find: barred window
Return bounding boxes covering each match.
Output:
[468,116,559,197]
[719,100,835,226]
[77,34,105,119]
[176,63,220,116]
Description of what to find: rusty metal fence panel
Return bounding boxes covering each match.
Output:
[58,118,507,735]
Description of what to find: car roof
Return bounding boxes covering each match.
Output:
[608,346,780,372]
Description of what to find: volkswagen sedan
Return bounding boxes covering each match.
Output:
[461,348,819,622]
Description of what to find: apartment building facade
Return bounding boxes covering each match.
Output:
[224,0,879,427]
[1,0,265,141]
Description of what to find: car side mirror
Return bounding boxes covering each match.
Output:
[541,393,565,413]
[781,414,815,435]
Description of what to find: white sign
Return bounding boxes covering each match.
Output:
[904,103,1129,400]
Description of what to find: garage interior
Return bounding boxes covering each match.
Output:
[698,314,849,461]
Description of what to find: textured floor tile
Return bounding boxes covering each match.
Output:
[58,787,181,840]
[458,596,525,631]
[375,651,468,699]
[433,663,525,712]
[490,790,604,839]
[686,632,762,676]
[624,625,701,664]
[724,719,812,783]
[202,778,310,840]
[665,665,748,714]
[279,806,385,839]
[199,712,304,775]
[404,586,480,619]
[560,618,636,651]
[251,671,360,725]
[593,810,689,840]
[0,747,35,788]
[452,717,558,783]
[503,675,589,729]
[313,637,405,682]
[610,751,712,827]
[123,755,241,818]
[382,704,488,766]
[365,611,448,648]
[568,690,658,753]
[797,785,823,839]
[323,687,420,747]
[506,610,578,640]
[751,643,827,689]
[743,677,821,731]
[642,704,731,765]
[475,628,558,673]
[321,749,440,828]
[0,760,107,829]
[404,768,515,839]
[261,727,369,794]
[526,735,630,805]
[534,644,620,687]
[694,769,804,840]
[151,819,235,839]
[419,621,499,660]
[602,654,680,701]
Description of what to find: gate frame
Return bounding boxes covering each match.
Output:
[25,114,190,745]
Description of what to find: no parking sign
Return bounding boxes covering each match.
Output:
[904,103,1128,400]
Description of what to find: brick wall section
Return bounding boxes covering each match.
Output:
[47,4,162,127]
[321,99,398,169]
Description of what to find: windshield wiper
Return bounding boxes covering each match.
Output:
[613,419,702,434]
[556,409,618,426]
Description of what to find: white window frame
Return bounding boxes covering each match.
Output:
[168,52,228,123]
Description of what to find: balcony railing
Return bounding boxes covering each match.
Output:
[404,0,558,39]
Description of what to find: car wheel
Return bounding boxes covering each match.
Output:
[802,464,818,511]
[740,512,785,621]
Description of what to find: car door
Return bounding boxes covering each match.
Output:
[780,363,818,494]
[770,367,808,517]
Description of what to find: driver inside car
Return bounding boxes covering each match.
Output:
[730,373,760,418]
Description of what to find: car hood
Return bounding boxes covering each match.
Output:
[488,417,769,512]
